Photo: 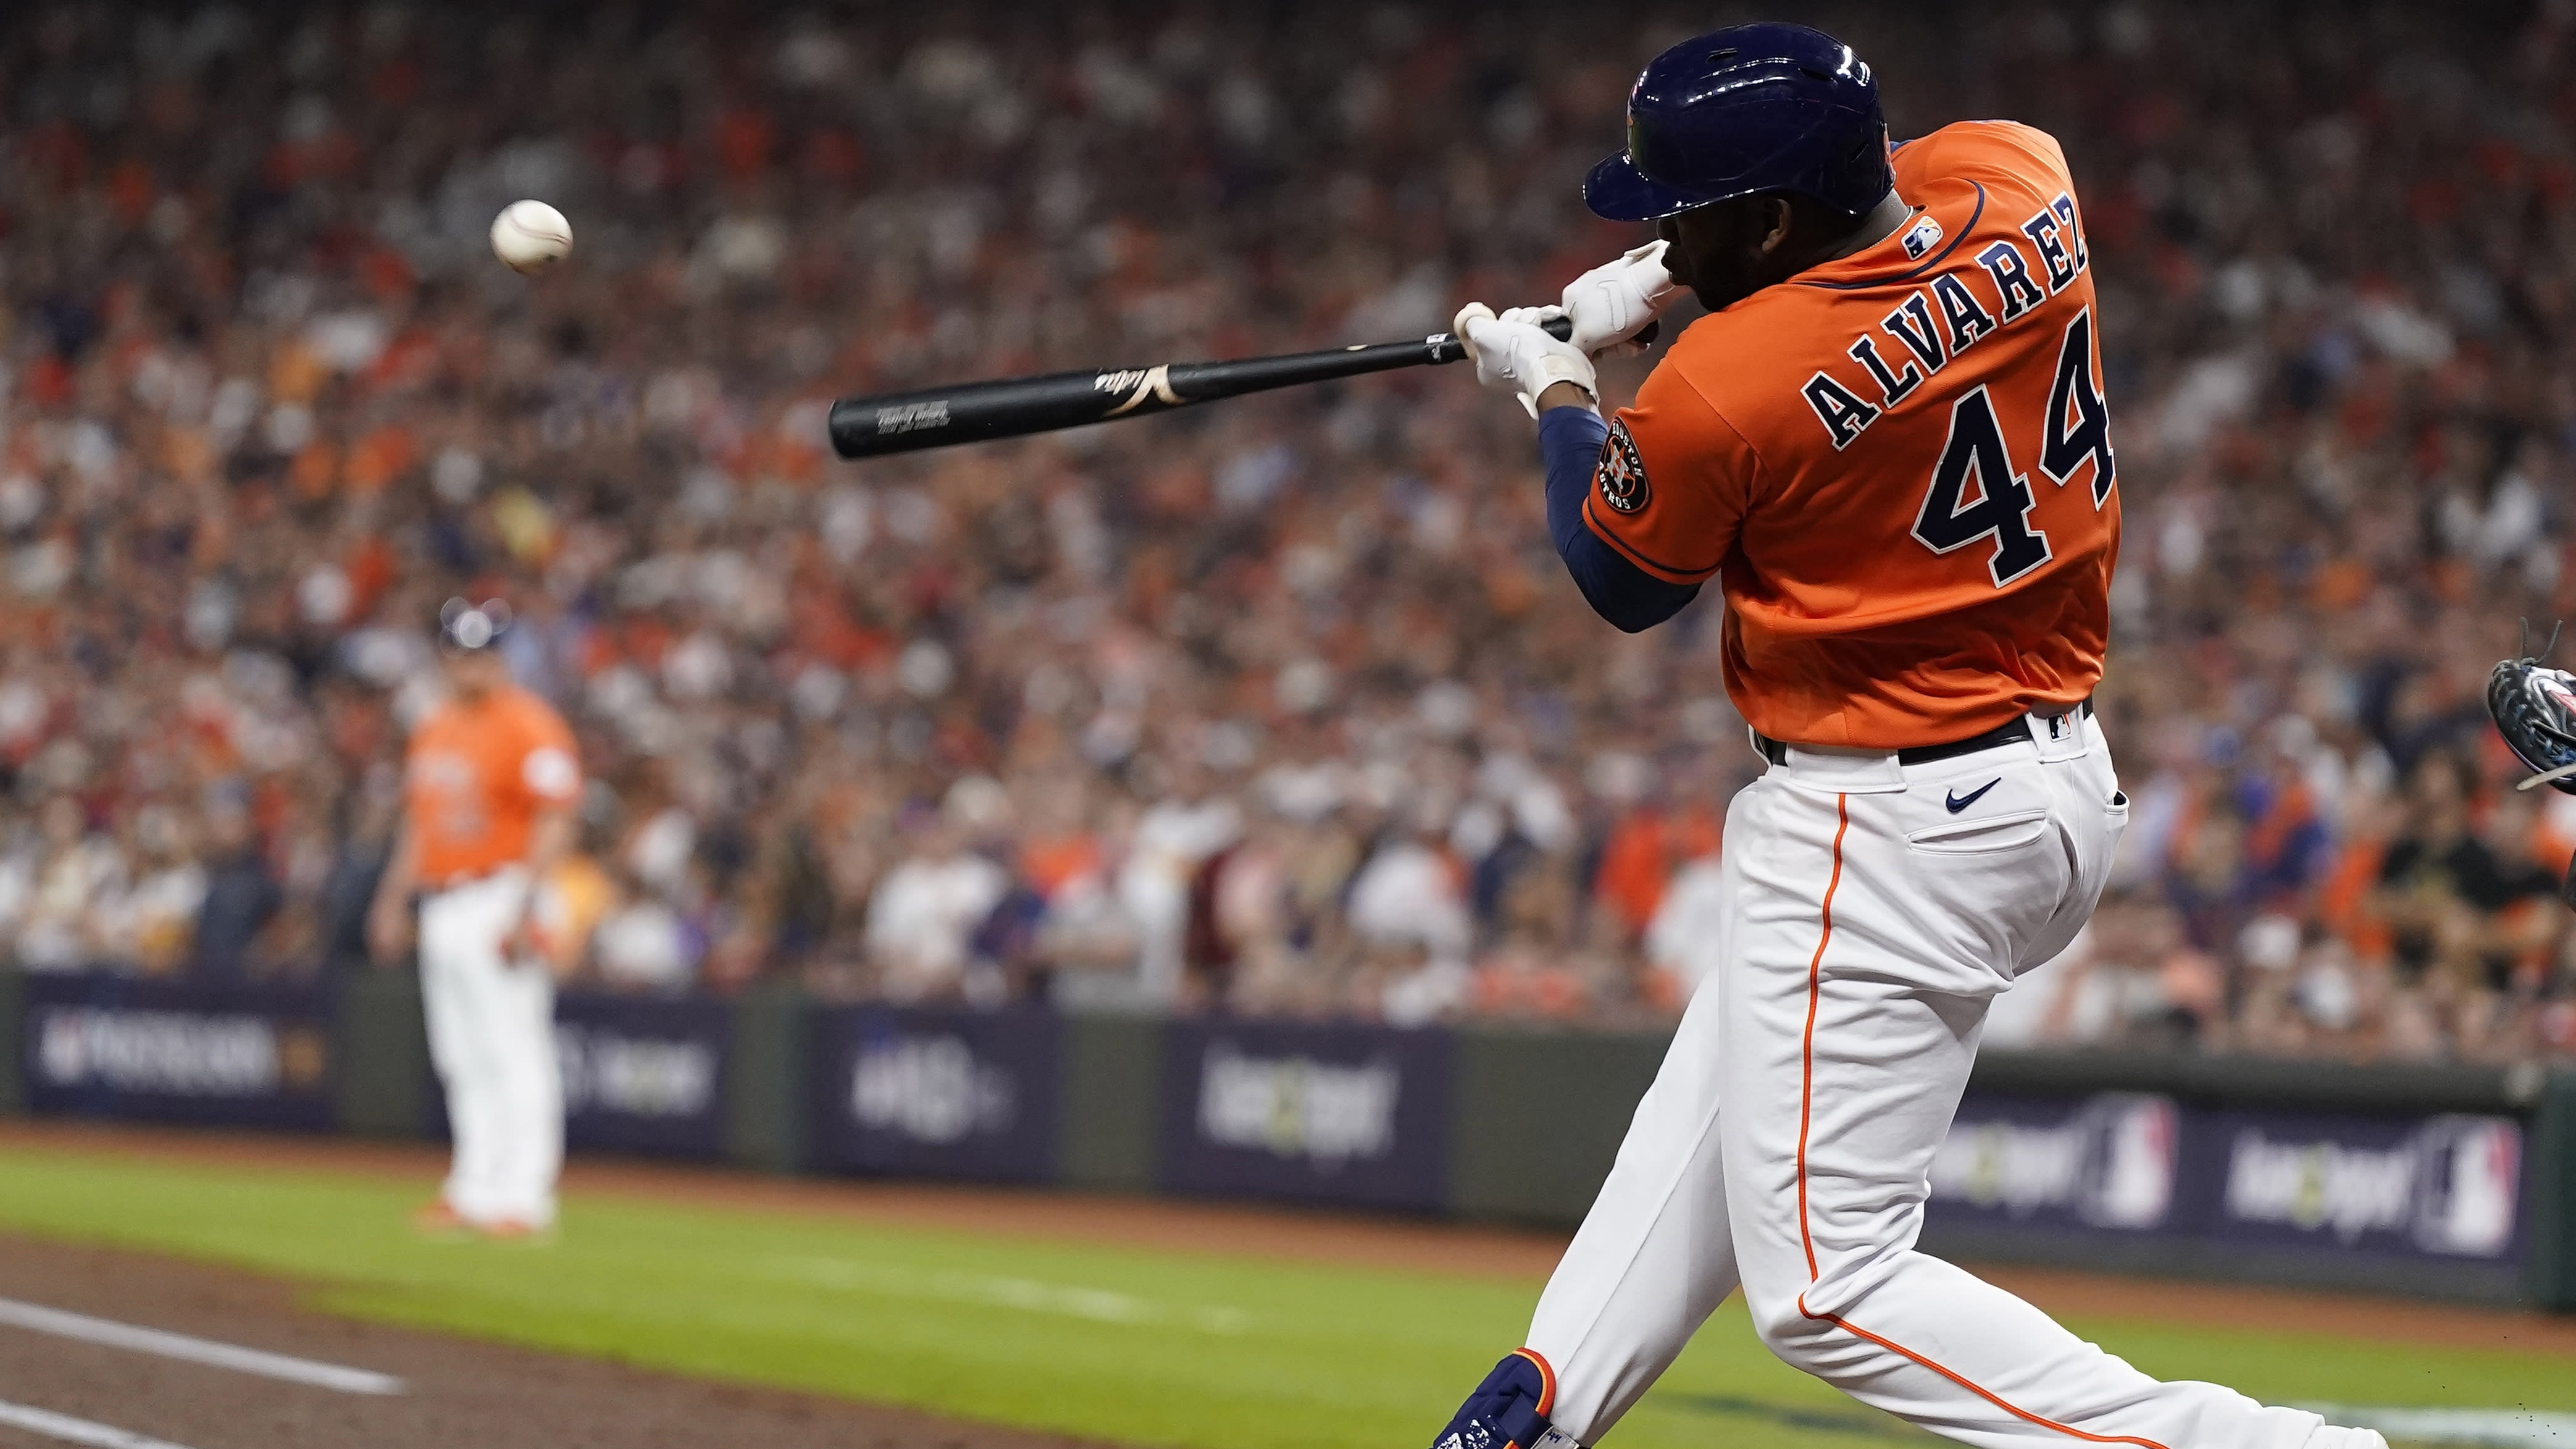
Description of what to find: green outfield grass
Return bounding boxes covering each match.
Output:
[0,1143,2567,1449]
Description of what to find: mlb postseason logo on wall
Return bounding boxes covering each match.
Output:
[22,973,335,1130]
[1928,1093,2181,1232]
[1160,1020,1450,1210]
[552,993,730,1158]
[810,1006,1060,1182]
[2211,1111,2522,1260]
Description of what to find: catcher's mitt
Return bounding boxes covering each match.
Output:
[2488,622,2576,796]
[2487,623,2576,911]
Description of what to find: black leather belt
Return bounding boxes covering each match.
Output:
[1756,698,2094,769]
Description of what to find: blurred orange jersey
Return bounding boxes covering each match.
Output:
[1586,120,2118,749]
[404,684,582,884]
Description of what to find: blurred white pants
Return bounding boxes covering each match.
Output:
[1526,713,2382,1449]
[419,868,561,1228]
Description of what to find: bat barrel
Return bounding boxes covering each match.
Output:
[826,314,1584,460]
[829,338,1445,460]
[828,369,1131,458]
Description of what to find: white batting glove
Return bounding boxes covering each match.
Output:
[1453,303,1599,418]
[1560,240,1679,356]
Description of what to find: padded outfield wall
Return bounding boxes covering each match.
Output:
[2,968,2569,1309]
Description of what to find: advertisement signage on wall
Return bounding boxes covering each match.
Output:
[2200,1109,2523,1262]
[1930,1092,2182,1232]
[553,993,732,1159]
[20,973,336,1130]
[1158,1019,1450,1211]
[1928,1092,2527,1273]
[808,1005,1060,1182]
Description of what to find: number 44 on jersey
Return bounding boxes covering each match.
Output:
[1912,307,2115,587]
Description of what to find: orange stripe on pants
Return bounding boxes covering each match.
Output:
[1796,1298,2175,1449]
[1792,792,1849,1281]
[1788,793,2173,1449]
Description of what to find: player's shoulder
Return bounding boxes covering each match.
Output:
[1655,284,1834,435]
[409,696,465,742]
[497,685,576,740]
[1893,119,2075,199]
[1626,341,1761,461]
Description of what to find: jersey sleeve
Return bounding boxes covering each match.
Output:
[1579,364,1759,586]
[1539,406,1701,632]
[515,703,583,805]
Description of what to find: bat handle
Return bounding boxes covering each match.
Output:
[1424,314,1655,364]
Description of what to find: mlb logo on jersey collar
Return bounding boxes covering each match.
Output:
[1901,215,1944,259]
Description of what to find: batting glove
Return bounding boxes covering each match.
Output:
[1453,303,1599,418]
[1560,240,1679,356]
[1428,1349,1581,1449]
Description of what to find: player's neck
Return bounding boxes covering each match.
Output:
[1815,190,1913,265]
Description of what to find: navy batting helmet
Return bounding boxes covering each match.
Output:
[1584,23,1892,224]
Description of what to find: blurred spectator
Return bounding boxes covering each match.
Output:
[190,804,280,978]
[864,782,1012,1002]
[1120,763,1244,1006]
[1644,852,1726,1001]
[98,804,205,973]
[593,870,700,991]
[2368,750,2562,1056]
[17,799,121,972]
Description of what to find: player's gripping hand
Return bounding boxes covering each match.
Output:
[1453,303,1598,418]
[1559,239,1678,356]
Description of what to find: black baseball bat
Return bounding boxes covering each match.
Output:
[827,314,1649,460]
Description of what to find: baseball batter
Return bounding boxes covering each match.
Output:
[369,599,582,1238]
[1431,25,2383,1449]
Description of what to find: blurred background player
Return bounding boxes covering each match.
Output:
[1436,23,2380,1449]
[368,599,584,1239]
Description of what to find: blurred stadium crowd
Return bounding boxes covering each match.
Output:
[0,1,2573,1061]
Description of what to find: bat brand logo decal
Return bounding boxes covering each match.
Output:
[1597,419,1651,514]
[875,400,951,435]
[1096,364,1185,416]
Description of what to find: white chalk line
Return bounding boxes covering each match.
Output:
[2302,1405,2576,1448]
[0,1296,403,1396]
[0,1396,199,1449]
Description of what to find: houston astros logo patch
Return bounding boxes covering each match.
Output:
[1596,419,1651,514]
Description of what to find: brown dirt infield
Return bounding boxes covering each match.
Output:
[0,1117,2568,1449]
[0,1232,1098,1449]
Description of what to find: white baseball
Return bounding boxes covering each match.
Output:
[490,200,573,274]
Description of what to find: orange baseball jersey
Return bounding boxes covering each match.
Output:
[1585,119,2118,749]
[403,684,582,884]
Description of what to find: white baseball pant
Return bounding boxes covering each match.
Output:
[418,868,562,1228]
[1524,711,2383,1449]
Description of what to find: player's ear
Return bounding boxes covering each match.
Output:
[1755,196,1796,259]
